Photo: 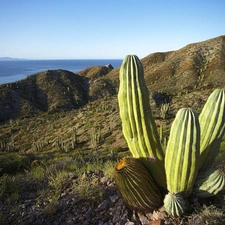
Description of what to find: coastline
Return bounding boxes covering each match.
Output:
[0,59,122,85]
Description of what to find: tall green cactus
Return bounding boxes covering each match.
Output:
[165,108,200,198]
[118,55,166,188]
[199,89,225,171]
[114,157,163,211]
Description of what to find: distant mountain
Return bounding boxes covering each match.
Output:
[105,35,225,93]
[0,66,115,122]
[0,35,225,122]
[140,35,225,93]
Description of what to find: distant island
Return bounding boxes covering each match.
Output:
[0,57,23,60]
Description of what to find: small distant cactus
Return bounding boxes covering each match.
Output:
[114,54,225,218]
[71,127,78,146]
[160,103,170,119]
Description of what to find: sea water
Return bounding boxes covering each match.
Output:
[0,59,122,85]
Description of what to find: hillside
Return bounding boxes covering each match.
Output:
[0,35,224,153]
[142,35,225,93]
[0,66,114,122]
[0,35,225,155]
[105,35,225,91]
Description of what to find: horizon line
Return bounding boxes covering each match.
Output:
[0,57,123,61]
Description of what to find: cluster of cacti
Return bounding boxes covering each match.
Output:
[114,54,225,218]
[90,128,102,148]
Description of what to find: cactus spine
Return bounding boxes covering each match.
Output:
[199,89,225,171]
[114,157,163,211]
[165,108,200,197]
[118,55,166,188]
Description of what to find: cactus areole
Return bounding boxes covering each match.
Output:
[118,55,166,188]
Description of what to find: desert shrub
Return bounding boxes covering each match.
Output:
[0,153,31,175]
[0,174,20,201]
[190,205,224,225]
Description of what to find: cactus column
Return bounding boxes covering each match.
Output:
[165,108,200,197]
[164,108,200,217]
[118,55,166,188]
[198,89,225,171]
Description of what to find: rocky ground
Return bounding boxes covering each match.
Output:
[0,169,183,225]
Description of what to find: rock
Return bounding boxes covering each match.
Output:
[97,199,111,211]
[23,199,35,207]
[138,211,149,225]
[100,176,109,184]
[125,222,135,225]
[148,220,164,225]
[110,194,120,203]
[152,207,167,220]
[66,220,76,225]
[105,64,114,69]
[33,219,44,225]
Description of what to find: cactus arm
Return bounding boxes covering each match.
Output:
[118,55,166,188]
[118,55,163,158]
[118,58,138,154]
[194,167,225,197]
[165,108,200,197]
[199,89,225,171]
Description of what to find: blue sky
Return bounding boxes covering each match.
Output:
[0,0,224,59]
